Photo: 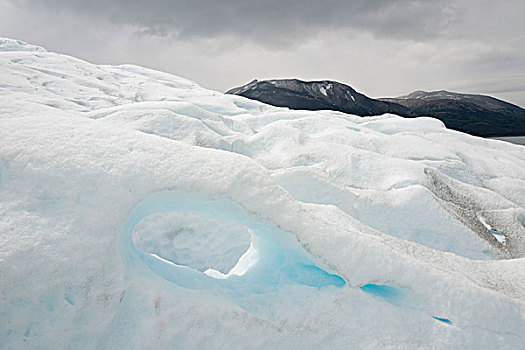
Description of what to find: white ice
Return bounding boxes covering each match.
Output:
[1,38,525,349]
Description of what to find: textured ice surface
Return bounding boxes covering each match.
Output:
[133,211,252,274]
[1,38,525,349]
[0,38,47,52]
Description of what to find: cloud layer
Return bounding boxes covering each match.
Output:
[2,0,525,106]
[13,0,462,43]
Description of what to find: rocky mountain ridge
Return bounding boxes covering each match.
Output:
[227,79,525,137]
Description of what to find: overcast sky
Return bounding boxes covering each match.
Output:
[1,0,524,106]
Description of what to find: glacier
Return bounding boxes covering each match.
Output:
[0,38,524,349]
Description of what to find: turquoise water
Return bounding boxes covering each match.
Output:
[360,284,404,305]
[490,229,503,236]
[432,316,452,325]
[361,283,453,326]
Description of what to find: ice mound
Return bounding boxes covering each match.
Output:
[1,38,525,348]
[0,38,47,52]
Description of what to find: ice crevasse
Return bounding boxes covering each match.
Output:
[0,38,525,349]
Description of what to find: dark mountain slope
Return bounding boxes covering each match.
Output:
[386,90,525,115]
[381,91,525,137]
[227,80,525,137]
[227,79,416,118]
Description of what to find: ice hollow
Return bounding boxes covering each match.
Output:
[124,192,346,297]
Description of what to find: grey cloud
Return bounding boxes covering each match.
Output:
[2,0,524,108]
[10,0,462,44]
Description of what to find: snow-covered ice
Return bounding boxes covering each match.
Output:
[1,38,525,349]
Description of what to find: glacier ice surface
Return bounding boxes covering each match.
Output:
[1,38,525,349]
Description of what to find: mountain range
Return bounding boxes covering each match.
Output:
[227,79,525,137]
